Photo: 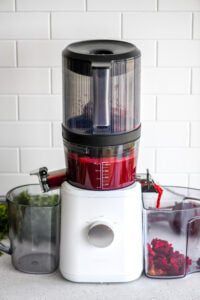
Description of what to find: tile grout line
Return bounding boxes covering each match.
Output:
[154,148,157,174]
[15,39,20,124]
[17,147,21,173]
[155,36,158,125]
[156,0,159,11]
[190,68,193,94]
[49,12,52,40]
[50,68,53,94]
[155,40,158,67]
[85,0,88,11]
[16,95,19,121]
[191,12,194,39]
[3,9,198,12]
[187,173,190,188]
[50,60,53,148]
[188,121,192,147]
[155,95,158,120]
[50,122,53,147]
[120,13,123,39]
[15,40,18,67]
[0,38,198,41]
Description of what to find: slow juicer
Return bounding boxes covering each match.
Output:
[32,40,143,282]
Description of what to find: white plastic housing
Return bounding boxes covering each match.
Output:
[60,181,143,283]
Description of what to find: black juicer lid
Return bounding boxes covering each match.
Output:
[62,40,141,75]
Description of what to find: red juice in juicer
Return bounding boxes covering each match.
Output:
[66,143,137,190]
[31,40,141,192]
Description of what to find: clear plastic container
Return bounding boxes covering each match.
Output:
[143,186,200,278]
[0,184,60,274]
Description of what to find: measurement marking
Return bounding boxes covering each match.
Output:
[102,162,111,189]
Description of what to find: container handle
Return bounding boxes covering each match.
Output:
[92,62,111,133]
[0,242,11,255]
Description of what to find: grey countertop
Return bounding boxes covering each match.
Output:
[0,254,200,300]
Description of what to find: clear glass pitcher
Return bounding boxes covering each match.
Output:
[0,184,60,274]
[143,186,200,278]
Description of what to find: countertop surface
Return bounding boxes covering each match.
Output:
[0,255,200,300]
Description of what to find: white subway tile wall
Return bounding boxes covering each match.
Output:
[192,68,200,94]
[0,149,19,173]
[0,41,16,66]
[157,95,200,120]
[142,68,190,94]
[0,96,17,120]
[191,122,200,147]
[20,148,64,172]
[0,122,51,147]
[51,13,121,39]
[141,96,156,121]
[0,0,15,11]
[19,95,62,120]
[51,68,62,94]
[18,40,69,67]
[123,13,192,39]
[0,0,199,192]
[158,41,200,67]
[87,0,157,11]
[0,13,49,39]
[194,13,200,39]
[52,122,62,147]
[0,68,50,94]
[157,148,200,173]
[141,122,190,147]
[17,0,85,11]
[159,0,200,11]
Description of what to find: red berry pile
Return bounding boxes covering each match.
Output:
[147,238,192,277]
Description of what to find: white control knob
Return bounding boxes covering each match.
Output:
[88,222,114,248]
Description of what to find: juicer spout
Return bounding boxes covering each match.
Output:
[30,167,50,192]
[136,170,163,208]
[30,167,67,192]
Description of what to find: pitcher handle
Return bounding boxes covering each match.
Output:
[0,196,11,255]
[0,242,11,255]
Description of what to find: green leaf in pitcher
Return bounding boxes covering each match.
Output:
[13,190,59,206]
[0,203,8,256]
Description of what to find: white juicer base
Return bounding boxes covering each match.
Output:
[59,181,143,283]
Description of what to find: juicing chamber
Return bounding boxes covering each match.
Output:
[62,40,141,190]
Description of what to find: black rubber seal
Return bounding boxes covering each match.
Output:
[62,125,141,147]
